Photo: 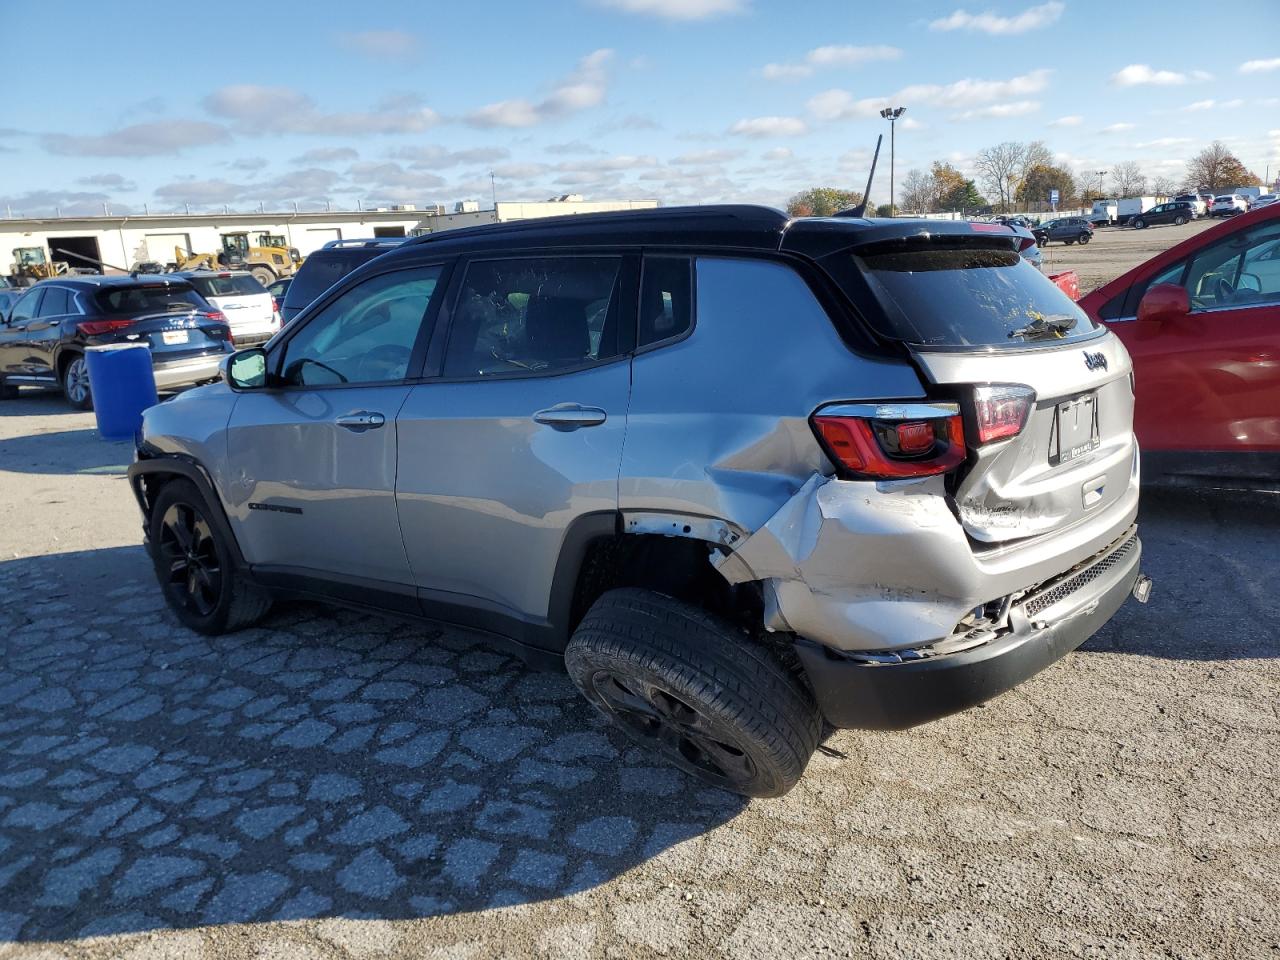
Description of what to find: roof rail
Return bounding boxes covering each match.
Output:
[321,238,406,249]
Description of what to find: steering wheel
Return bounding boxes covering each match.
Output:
[356,343,412,381]
[1214,277,1235,305]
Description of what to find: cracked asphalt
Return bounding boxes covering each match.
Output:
[1,391,1278,960]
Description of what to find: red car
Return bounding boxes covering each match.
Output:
[1079,202,1280,485]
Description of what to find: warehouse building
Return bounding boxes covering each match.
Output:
[0,197,660,278]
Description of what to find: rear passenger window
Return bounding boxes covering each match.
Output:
[36,287,71,316]
[443,257,622,377]
[639,257,693,347]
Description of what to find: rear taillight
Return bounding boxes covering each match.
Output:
[972,385,1035,444]
[812,402,966,480]
[201,310,226,323]
[77,319,136,335]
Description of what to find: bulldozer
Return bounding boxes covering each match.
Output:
[9,247,69,286]
[172,232,300,286]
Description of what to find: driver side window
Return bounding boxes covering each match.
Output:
[280,266,444,386]
[1185,222,1280,311]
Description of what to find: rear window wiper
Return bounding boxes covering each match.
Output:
[1008,313,1077,341]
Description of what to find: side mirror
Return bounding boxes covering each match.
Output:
[1136,282,1190,324]
[223,347,268,389]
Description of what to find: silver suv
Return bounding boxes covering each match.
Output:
[129,206,1149,796]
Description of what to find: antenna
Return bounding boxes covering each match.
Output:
[840,134,882,218]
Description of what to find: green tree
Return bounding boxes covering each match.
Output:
[1017,162,1077,209]
[875,203,895,217]
[785,187,868,217]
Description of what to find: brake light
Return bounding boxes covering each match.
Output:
[77,319,136,335]
[812,403,966,480]
[973,385,1035,444]
[201,310,226,323]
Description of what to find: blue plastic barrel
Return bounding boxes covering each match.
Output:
[85,343,158,441]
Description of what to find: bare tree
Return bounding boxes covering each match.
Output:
[1150,175,1177,197]
[974,141,1026,212]
[899,168,937,213]
[1110,161,1147,197]
[1021,140,1054,179]
[1183,141,1256,192]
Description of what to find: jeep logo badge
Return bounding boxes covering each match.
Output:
[1083,351,1108,371]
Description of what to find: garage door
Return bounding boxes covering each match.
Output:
[145,233,192,265]
[302,228,341,254]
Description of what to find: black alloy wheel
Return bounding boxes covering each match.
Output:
[157,500,223,618]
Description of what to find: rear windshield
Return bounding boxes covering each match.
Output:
[854,241,1099,348]
[93,283,204,317]
[285,250,386,310]
[187,275,265,297]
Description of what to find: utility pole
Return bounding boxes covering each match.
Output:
[490,172,497,210]
[879,106,906,216]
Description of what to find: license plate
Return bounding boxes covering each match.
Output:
[1052,394,1099,465]
[161,330,189,345]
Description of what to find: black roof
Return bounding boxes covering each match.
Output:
[398,204,1027,260]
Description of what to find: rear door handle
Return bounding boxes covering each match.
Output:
[533,404,607,430]
[335,411,386,432]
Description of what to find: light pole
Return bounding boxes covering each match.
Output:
[879,106,906,216]
[1095,170,1107,199]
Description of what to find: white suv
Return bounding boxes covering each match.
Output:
[178,271,281,347]
[1210,195,1249,217]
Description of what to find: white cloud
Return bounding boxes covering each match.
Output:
[466,49,612,128]
[43,121,231,157]
[204,86,439,135]
[1134,137,1191,148]
[762,147,794,162]
[808,68,1050,120]
[1220,98,1245,108]
[339,29,419,61]
[672,149,743,164]
[761,44,901,80]
[1048,114,1082,127]
[1110,64,1210,86]
[1101,122,1135,133]
[294,147,359,164]
[900,117,925,130]
[1240,58,1280,73]
[593,0,745,19]
[729,116,808,137]
[1183,99,1215,111]
[929,1,1063,35]
[954,100,1040,119]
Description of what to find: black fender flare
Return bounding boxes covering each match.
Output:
[127,453,246,568]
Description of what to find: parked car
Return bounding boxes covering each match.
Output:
[1252,194,1278,210]
[129,206,1148,796]
[1079,202,1280,486]
[279,238,402,325]
[0,289,20,323]
[1199,193,1215,212]
[265,275,292,302]
[175,271,280,348]
[1040,216,1094,245]
[0,276,233,409]
[1210,195,1249,217]
[1130,201,1196,229]
[1172,194,1206,217]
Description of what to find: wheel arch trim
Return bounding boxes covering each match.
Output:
[128,453,247,568]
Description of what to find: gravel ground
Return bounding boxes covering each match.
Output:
[1038,217,1218,296]
[1,382,1278,960]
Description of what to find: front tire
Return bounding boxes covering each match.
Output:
[1174,215,1187,226]
[565,588,820,797]
[250,266,276,287]
[148,479,272,635]
[61,354,92,410]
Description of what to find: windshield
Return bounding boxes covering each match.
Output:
[188,275,265,297]
[284,250,381,311]
[93,283,204,316]
[854,240,1099,348]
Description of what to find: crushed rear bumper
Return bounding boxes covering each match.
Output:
[796,528,1143,730]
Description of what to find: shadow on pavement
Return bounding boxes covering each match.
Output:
[0,389,82,419]
[0,546,747,943]
[0,428,133,477]
[1081,485,1280,661]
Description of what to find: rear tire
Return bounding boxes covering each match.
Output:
[148,478,272,635]
[61,354,92,410]
[1064,238,1075,245]
[1078,232,1091,244]
[250,266,276,287]
[1174,215,1187,226]
[1133,218,1146,230]
[565,588,820,797]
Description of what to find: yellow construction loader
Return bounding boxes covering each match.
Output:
[9,247,69,285]
[172,232,300,286]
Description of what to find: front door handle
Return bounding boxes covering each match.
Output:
[533,403,607,430]
[335,411,386,432]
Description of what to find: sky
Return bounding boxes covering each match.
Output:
[1,0,1278,217]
